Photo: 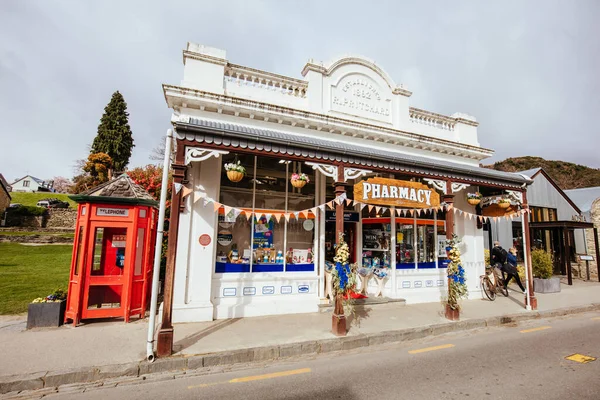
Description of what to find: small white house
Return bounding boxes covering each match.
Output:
[10,175,53,193]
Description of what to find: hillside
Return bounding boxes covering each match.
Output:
[9,192,77,208]
[485,156,600,190]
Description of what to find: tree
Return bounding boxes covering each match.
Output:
[149,135,176,162]
[51,176,73,193]
[71,153,114,193]
[128,165,172,279]
[91,91,135,173]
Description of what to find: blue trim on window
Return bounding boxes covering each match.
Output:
[286,263,315,272]
[215,262,250,273]
[397,263,416,269]
[418,262,436,269]
[252,263,284,272]
[439,259,450,268]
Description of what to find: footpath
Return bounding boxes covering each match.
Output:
[1,280,600,397]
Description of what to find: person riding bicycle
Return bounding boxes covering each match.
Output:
[491,241,507,282]
[504,247,526,293]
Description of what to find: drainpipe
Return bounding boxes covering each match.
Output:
[146,129,173,362]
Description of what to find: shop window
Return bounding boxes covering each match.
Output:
[362,208,392,270]
[215,154,315,273]
[416,210,437,268]
[134,228,144,276]
[530,206,557,223]
[396,218,414,269]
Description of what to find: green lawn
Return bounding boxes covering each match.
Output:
[0,243,72,314]
[9,192,77,208]
[0,231,74,238]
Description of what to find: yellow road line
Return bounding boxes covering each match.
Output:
[408,344,455,354]
[229,368,311,383]
[591,317,600,321]
[188,368,312,389]
[565,354,597,364]
[520,326,551,333]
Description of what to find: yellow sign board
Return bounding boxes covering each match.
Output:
[353,177,440,209]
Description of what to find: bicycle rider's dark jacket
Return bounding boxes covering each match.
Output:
[491,246,506,266]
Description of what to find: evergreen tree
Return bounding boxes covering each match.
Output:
[91,91,135,172]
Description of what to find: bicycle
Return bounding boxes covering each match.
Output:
[481,265,508,301]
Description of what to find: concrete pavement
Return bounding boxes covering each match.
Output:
[1,280,600,395]
[40,310,600,399]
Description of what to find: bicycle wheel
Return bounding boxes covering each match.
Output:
[500,283,509,297]
[482,277,496,301]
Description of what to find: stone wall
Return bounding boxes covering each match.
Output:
[46,208,77,228]
[583,198,600,280]
[5,213,45,228]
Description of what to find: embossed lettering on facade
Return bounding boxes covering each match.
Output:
[332,76,391,119]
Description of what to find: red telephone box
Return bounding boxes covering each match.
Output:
[65,174,158,325]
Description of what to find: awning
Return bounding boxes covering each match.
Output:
[174,118,532,189]
[529,221,594,229]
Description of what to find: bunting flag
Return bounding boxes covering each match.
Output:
[213,202,222,212]
[327,201,335,210]
[368,205,374,213]
[310,207,318,216]
[345,199,352,206]
[194,191,203,204]
[224,205,232,216]
[265,213,272,222]
[375,206,381,214]
[173,182,183,194]
[360,203,367,211]
[244,210,253,220]
[284,213,291,222]
[273,213,282,223]
[181,185,193,199]
[318,204,326,211]
[300,210,308,219]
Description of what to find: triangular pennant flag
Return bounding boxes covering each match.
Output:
[244,210,252,220]
[293,211,300,219]
[368,205,374,213]
[300,210,308,219]
[224,205,233,216]
[174,182,183,194]
[345,199,352,206]
[335,197,344,206]
[181,185,193,198]
[284,213,291,222]
[265,213,272,222]
[255,213,263,223]
[360,203,367,211]
[213,202,222,212]
[396,208,402,216]
[310,207,317,216]
[327,201,335,210]
[194,191,203,203]
[318,204,326,211]
[375,206,381,214]
[233,208,242,219]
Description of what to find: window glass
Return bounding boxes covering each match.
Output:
[396,216,414,268]
[74,226,84,276]
[91,227,126,276]
[362,211,392,269]
[134,228,145,276]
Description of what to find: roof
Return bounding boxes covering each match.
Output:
[175,118,532,189]
[69,174,158,207]
[518,168,542,178]
[0,174,11,200]
[565,186,600,214]
[11,175,46,186]
[519,168,582,214]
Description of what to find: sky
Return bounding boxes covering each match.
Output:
[1,0,598,183]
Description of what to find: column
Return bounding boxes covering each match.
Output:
[443,182,454,239]
[564,228,573,286]
[332,165,346,336]
[522,191,538,310]
[157,144,186,357]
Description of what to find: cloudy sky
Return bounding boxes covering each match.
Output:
[1,0,598,183]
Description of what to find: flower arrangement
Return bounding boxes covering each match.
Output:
[497,197,511,209]
[32,289,67,304]
[291,173,310,188]
[467,192,482,205]
[224,160,245,182]
[331,232,357,315]
[357,267,372,277]
[446,235,467,311]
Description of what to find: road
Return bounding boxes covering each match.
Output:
[51,312,600,400]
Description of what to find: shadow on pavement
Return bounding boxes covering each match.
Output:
[173,318,241,353]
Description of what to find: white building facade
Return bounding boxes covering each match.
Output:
[162,43,532,323]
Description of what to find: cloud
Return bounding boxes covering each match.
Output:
[0,0,598,183]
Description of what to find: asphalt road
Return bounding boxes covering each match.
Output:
[51,312,600,400]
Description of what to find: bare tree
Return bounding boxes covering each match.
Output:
[149,136,176,163]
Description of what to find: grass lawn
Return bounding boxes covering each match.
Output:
[0,231,74,238]
[9,192,77,208]
[0,243,72,314]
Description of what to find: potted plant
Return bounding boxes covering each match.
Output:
[224,160,245,183]
[467,192,482,206]
[532,249,560,293]
[27,289,67,329]
[497,198,511,209]
[291,173,310,188]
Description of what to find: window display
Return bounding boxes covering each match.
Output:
[396,219,415,268]
[362,214,391,270]
[215,154,315,273]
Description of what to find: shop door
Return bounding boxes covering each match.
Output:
[81,222,131,320]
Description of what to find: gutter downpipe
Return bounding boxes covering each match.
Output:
[146,129,173,362]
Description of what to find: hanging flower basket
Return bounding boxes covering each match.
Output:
[291,173,309,188]
[224,161,246,183]
[498,199,511,209]
[466,192,482,206]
